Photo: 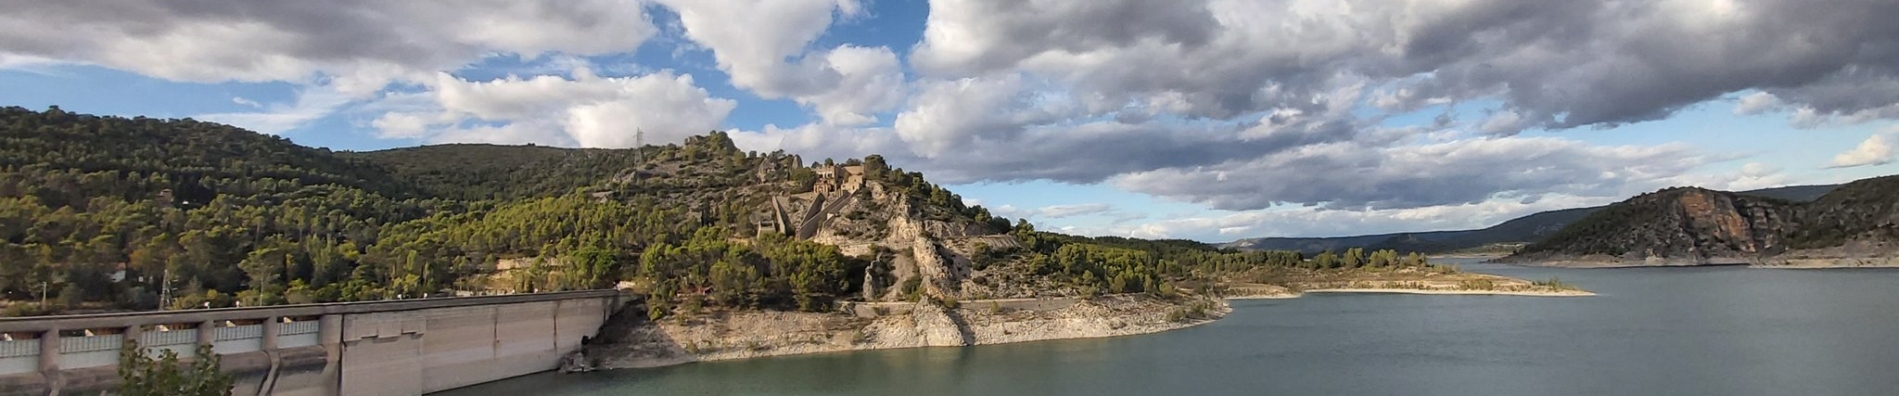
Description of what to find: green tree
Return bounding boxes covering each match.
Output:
[1315,251,1339,268]
[117,342,234,396]
[1341,248,1364,269]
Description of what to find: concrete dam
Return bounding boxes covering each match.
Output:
[0,290,626,396]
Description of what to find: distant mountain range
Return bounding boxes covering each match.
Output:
[1220,184,1841,255]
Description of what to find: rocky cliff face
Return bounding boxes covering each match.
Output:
[1507,188,1796,264]
[1505,175,1899,265]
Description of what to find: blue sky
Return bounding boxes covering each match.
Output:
[4,0,1897,242]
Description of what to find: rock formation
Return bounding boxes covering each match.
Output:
[1504,175,1899,265]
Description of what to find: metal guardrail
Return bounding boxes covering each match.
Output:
[280,321,319,335]
[0,339,36,358]
[58,334,122,353]
[140,329,197,346]
[215,325,263,341]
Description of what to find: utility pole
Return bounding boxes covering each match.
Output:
[39,281,47,308]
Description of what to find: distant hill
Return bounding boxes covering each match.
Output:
[1221,184,1839,255]
[1736,184,1840,202]
[1503,175,1899,265]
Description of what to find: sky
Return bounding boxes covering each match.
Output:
[3,0,1898,242]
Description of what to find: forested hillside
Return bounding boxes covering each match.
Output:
[0,107,860,315]
[0,106,1426,318]
[341,144,648,201]
[1,106,443,314]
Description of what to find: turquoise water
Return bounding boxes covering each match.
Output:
[437,262,1899,395]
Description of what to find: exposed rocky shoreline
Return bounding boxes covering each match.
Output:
[581,294,1228,371]
[579,274,1594,372]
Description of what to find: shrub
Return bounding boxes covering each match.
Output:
[117,341,234,396]
[1,303,46,317]
[1532,277,1577,291]
[900,277,923,301]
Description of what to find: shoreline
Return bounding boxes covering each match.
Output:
[583,295,1231,371]
[1502,259,1751,268]
[1299,288,1594,297]
[584,280,1593,373]
[1498,252,1899,269]
[1508,260,1899,270]
[1225,287,1595,299]
[1750,264,1899,269]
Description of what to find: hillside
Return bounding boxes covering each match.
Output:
[341,144,643,200]
[1503,176,1899,266]
[0,106,1319,318]
[1222,185,1837,255]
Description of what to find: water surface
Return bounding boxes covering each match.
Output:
[438,262,1899,395]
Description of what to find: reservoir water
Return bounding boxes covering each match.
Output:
[438,262,1899,395]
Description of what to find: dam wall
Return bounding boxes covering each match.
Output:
[0,290,623,396]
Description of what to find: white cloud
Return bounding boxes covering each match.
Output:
[1478,110,1526,135]
[368,112,437,139]
[1829,133,1897,168]
[2,1,662,135]
[1112,136,1710,211]
[655,0,901,125]
[909,0,1899,129]
[1,1,657,91]
[1664,162,1795,191]
[1118,193,1611,240]
[196,86,353,135]
[729,122,907,164]
[1037,204,1115,219]
[893,74,1080,157]
[802,46,907,126]
[371,68,736,147]
[1734,92,1783,115]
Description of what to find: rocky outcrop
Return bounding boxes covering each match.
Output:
[1504,175,1899,266]
[911,303,972,347]
[1504,188,1795,264]
[582,295,1224,369]
[910,239,958,298]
